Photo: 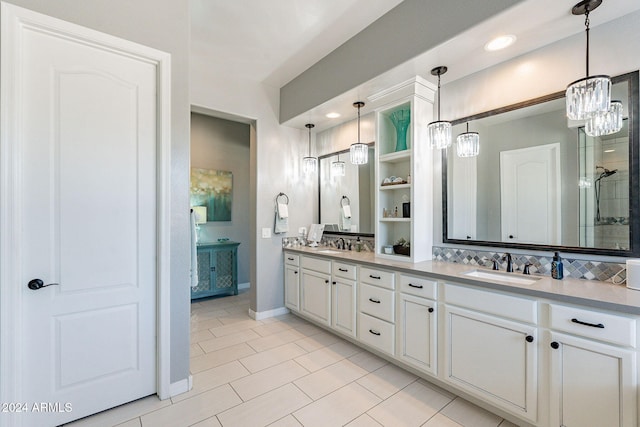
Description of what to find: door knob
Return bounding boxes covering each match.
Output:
[27,279,59,290]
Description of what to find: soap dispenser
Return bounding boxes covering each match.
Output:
[551,252,564,280]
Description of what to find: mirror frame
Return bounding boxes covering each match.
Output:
[318,143,375,237]
[442,71,640,257]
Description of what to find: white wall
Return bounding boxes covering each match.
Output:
[4,0,192,384]
[434,10,640,258]
[190,113,251,285]
[190,69,317,313]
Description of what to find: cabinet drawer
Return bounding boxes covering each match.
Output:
[444,283,537,324]
[301,256,331,274]
[400,275,437,299]
[333,261,356,280]
[358,313,394,355]
[359,283,395,322]
[549,303,636,347]
[284,253,299,266]
[360,266,395,290]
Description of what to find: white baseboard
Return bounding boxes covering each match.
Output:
[238,282,250,290]
[249,306,289,320]
[168,375,192,398]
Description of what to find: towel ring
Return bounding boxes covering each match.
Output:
[340,195,350,207]
[275,192,289,205]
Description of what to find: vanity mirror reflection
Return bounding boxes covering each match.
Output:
[319,144,375,235]
[443,71,639,256]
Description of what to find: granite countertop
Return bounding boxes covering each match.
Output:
[284,246,640,315]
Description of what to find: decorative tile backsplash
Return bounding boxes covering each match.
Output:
[281,233,375,252]
[432,246,626,284]
[280,237,626,284]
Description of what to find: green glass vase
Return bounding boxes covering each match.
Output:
[389,109,410,152]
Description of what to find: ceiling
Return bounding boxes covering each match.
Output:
[190,0,640,131]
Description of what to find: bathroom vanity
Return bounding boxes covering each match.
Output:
[283,247,640,427]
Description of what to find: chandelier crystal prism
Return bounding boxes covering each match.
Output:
[427,66,452,149]
[565,0,611,121]
[350,101,368,165]
[302,123,317,174]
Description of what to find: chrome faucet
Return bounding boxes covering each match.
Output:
[503,253,513,273]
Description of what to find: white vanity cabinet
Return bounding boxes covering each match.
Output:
[300,256,332,326]
[284,253,300,312]
[397,274,438,376]
[547,303,637,427]
[443,283,539,423]
[358,266,396,355]
[331,261,357,337]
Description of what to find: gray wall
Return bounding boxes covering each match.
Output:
[190,113,251,285]
[4,0,192,384]
[279,0,523,122]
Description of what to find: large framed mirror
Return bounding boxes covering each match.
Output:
[318,144,375,236]
[443,71,639,256]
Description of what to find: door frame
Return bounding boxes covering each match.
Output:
[0,3,173,422]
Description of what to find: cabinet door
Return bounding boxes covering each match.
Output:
[444,306,538,422]
[284,264,300,312]
[301,269,331,326]
[213,248,237,294]
[397,294,436,376]
[549,332,637,427]
[332,278,356,337]
[192,248,214,298]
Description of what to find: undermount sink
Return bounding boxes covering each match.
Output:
[317,249,341,254]
[462,269,541,286]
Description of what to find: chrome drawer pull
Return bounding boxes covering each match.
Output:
[368,298,381,304]
[571,318,604,329]
[408,283,423,289]
[369,274,381,279]
[369,329,381,336]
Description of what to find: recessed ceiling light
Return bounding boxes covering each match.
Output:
[326,112,341,119]
[604,149,615,153]
[484,35,516,51]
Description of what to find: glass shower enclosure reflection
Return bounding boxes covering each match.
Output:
[578,119,630,250]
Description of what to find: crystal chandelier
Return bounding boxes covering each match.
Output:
[427,66,452,149]
[565,0,611,121]
[302,123,317,174]
[456,123,479,157]
[586,100,623,137]
[350,101,368,165]
[331,153,346,177]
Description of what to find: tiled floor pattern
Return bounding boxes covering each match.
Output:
[67,289,519,427]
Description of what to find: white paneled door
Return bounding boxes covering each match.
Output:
[1,4,166,426]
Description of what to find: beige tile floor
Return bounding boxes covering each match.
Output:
[67,289,520,427]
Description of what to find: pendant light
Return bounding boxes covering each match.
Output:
[350,101,368,165]
[456,123,479,157]
[565,0,611,121]
[331,153,346,177]
[586,100,623,136]
[427,66,452,150]
[302,123,317,174]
